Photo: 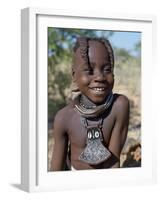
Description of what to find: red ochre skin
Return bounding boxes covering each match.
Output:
[50,39,130,171]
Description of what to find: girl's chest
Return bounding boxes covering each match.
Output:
[67,112,115,148]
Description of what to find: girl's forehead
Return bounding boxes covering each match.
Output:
[89,40,106,50]
[73,40,110,67]
[88,40,109,61]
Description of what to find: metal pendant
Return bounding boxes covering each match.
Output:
[79,127,111,165]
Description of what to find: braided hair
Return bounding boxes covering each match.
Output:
[73,37,114,69]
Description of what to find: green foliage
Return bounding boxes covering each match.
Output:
[134,41,141,57]
[114,47,133,64]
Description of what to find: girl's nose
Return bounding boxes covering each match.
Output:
[94,70,105,82]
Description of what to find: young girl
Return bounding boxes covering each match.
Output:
[51,37,129,171]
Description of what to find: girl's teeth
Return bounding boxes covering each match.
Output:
[93,88,104,91]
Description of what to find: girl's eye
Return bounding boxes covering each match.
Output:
[83,67,93,74]
[104,66,112,73]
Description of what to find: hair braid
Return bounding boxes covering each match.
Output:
[73,36,114,69]
[73,37,89,64]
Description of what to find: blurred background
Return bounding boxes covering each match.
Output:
[48,28,141,170]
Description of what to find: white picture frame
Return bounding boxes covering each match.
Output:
[21,7,157,192]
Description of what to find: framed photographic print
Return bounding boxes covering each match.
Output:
[21,7,156,192]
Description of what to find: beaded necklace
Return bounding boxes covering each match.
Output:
[75,92,113,118]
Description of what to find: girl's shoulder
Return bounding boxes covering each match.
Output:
[113,93,129,105]
[112,93,130,114]
[54,100,75,121]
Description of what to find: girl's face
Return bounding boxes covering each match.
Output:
[73,40,114,104]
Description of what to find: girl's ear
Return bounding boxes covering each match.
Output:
[71,66,79,92]
[111,73,115,90]
[72,66,76,82]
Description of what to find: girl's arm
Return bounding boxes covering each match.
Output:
[50,109,68,171]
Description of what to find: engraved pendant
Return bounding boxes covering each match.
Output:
[79,127,111,165]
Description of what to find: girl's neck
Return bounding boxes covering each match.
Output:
[80,94,108,108]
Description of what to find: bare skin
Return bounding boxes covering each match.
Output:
[51,40,129,171]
